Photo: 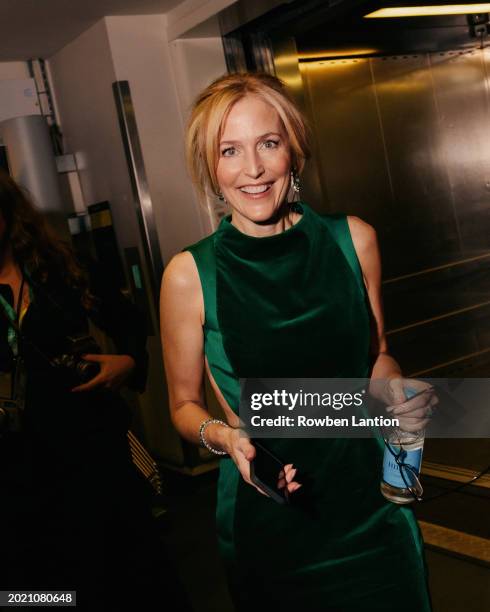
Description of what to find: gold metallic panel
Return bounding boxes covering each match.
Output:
[300,49,490,376]
[423,461,490,489]
[272,36,325,210]
[370,54,460,276]
[300,58,392,222]
[419,521,490,565]
[430,49,490,256]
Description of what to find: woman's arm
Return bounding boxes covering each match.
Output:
[348,216,436,426]
[159,252,233,452]
[347,216,400,381]
[70,257,148,392]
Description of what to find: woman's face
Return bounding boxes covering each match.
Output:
[216,94,291,231]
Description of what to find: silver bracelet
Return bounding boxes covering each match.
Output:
[199,418,229,455]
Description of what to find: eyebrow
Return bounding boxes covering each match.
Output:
[219,132,282,145]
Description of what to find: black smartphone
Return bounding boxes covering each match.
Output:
[250,439,289,505]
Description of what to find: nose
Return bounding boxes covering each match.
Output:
[243,149,265,179]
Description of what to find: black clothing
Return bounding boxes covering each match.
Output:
[0,263,190,611]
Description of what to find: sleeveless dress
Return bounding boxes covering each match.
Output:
[184,202,432,612]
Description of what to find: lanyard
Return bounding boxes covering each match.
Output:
[0,274,31,357]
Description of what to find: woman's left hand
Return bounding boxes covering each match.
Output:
[384,377,438,432]
[71,354,136,393]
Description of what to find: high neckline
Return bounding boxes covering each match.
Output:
[217,201,308,243]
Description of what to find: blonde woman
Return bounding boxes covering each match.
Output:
[160,73,435,611]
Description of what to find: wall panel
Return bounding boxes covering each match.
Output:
[301,49,490,376]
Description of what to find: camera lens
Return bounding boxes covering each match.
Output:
[77,360,100,383]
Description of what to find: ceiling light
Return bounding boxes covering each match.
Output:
[298,49,379,60]
[364,4,490,18]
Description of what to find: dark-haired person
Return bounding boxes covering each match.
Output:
[0,171,191,611]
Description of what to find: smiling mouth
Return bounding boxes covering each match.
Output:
[238,183,273,194]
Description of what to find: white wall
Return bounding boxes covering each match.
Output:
[0,61,30,80]
[49,15,213,264]
[169,33,227,229]
[105,14,207,265]
[0,62,39,123]
[0,79,40,122]
[166,0,236,40]
[169,35,227,119]
[48,19,140,248]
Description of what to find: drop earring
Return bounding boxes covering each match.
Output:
[291,169,301,195]
[217,190,226,203]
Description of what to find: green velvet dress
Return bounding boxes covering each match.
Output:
[185,202,431,611]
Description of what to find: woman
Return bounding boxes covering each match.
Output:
[160,73,436,611]
[0,171,190,611]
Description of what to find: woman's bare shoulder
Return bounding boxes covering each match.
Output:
[160,251,204,324]
[162,251,200,291]
[346,216,381,290]
[161,250,201,303]
[347,215,376,246]
[346,215,377,254]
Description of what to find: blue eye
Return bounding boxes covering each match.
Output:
[221,147,236,157]
[262,139,280,149]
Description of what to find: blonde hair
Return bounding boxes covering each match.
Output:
[185,72,310,200]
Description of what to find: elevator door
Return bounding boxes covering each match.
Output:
[300,49,490,482]
[301,49,490,378]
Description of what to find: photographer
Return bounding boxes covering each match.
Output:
[0,171,190,610]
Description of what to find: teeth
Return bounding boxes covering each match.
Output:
[239,184,270,194]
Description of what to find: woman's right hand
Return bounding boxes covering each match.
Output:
[223,427,302,497]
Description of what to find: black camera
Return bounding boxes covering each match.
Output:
[52,335,101,385]
[0,398,22,435]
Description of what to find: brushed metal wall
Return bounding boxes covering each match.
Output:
[300,49,490,377]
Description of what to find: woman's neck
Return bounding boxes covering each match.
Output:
[230,202,301,238]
